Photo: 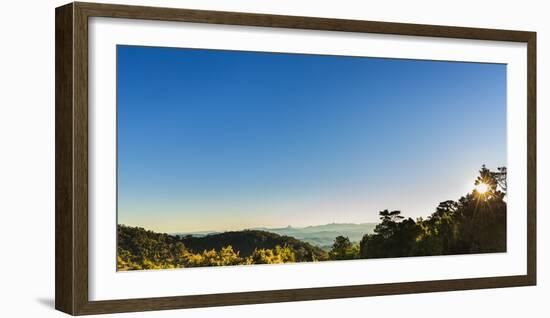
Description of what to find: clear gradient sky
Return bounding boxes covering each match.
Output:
[117,45,506,233]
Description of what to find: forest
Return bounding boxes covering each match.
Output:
[117,166,507,271]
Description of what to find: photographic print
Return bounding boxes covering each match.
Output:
[55,4,536,314]
[116,45,507,271]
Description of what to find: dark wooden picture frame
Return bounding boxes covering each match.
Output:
[55,2,536,315]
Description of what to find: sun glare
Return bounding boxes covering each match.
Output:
[475,182,489,194]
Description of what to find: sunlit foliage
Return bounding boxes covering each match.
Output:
[118,166,506,270]
[360,166,507,258]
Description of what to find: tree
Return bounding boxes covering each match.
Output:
[374,210,404,239]
[116,165,507,270]
[493,167,507,193]
[219,246,245,266]
[329,236,359,260]
[414,200,459,256]
[360,210,420,259]
[249,245,296,264]
[360,166,507,259]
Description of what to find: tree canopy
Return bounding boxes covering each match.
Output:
[118,166,507,270]
[359,165,507,259]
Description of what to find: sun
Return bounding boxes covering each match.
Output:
[475,182,489,194]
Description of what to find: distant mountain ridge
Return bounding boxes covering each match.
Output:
[175,223,377,250]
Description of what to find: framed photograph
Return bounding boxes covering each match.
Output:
[55,2,536,315]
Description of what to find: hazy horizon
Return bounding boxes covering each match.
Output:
[121,221,380,235]
[117,45,506,234]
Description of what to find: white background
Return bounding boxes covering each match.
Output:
[0,0,547,317]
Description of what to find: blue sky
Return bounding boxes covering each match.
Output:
[117,45,506,233]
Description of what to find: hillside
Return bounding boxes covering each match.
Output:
[179,230,327,261]
[117,167,507,271]
[117,224,329,270]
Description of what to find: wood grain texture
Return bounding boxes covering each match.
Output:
[75,1,533,42]
[73,2,90,313]
[55,2,537,315]
[526,33,537,285]
[55,3,75,315]
[74,276,534,315]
